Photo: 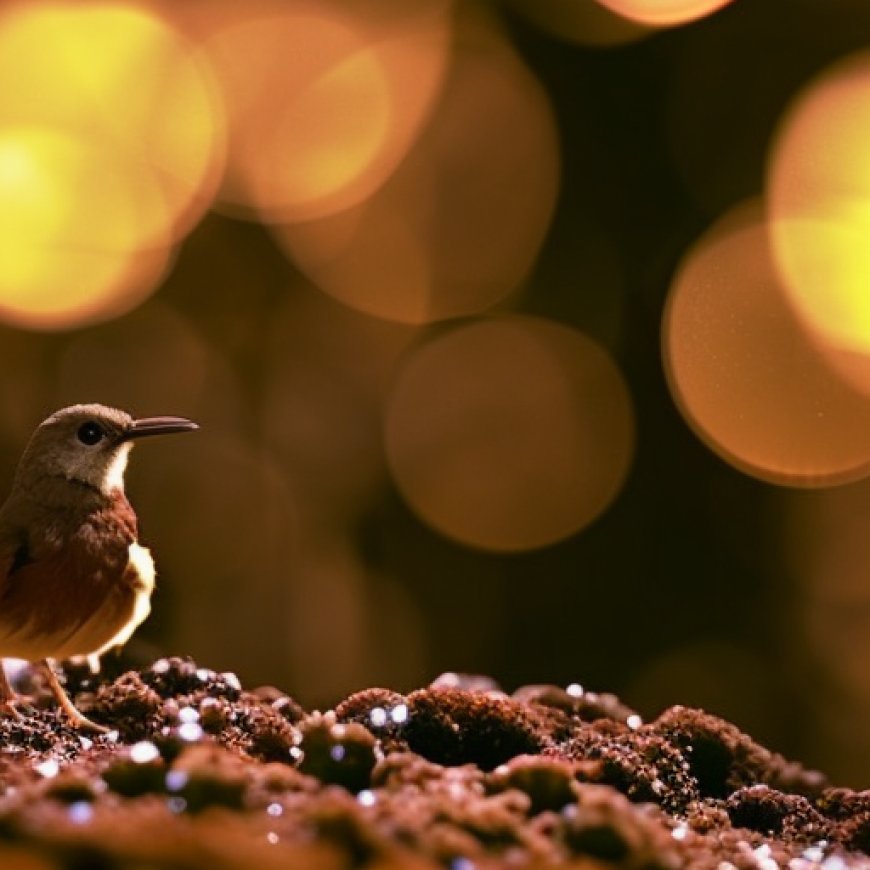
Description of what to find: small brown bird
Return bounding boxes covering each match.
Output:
[0,404,197,730]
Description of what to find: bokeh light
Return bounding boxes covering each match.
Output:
[52,302,243,433]
[0,125,172,330]
[594,0,734,27]
[201,0,451,223]
[384,316,635,552]
[663,200,870,487]
[130,432,299,685]
[768,52,870,394]
[508,0,653,48]
[782,482,870,782]
[0,2,223,242]
[626,641,777,742]
[262,287,419,524]
[0,2,224,331]
[275,19,559,324]
[0,328,54,445]
[784,483,870,698]
[283,532,426,704]
[0,0,865,787]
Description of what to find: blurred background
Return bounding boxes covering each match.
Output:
[1,0,869,785]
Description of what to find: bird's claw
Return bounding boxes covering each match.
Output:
[62,710,109,734]
[0,699,25,721]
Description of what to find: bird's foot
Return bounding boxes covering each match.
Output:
[0,698,25,721]
[59,707,109,734]
[37,659,109,733]
[0,662,25,721]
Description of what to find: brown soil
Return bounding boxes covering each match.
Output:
[0,658,867,869]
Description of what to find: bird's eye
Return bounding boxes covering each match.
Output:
[77,421,105,446]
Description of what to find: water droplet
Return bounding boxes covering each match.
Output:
[129,741,160,764]
[178,706,200,725]
[221,672,242,692]
[566,683,584,698]
[167,796,187,814]
[3,659,30,682]
[753,846,781,870]
[330,745,346,762]
[178,722,203,742]
[390,704,408,725]
[357,789,376,807]
[68,801,93,824]
[35,759,59,778]
[266,802,283,817]
[165,770,189,792]
[626,714,642,730]
[266,832,279,845]
[369,707,387,728]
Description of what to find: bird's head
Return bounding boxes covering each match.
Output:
[13,404,198,506]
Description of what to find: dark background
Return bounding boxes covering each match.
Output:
[1,0,869,786]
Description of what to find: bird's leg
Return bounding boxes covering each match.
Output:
[37,659,107,733]
[0,660,23,720]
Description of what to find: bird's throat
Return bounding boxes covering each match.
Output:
[101,444,131,495]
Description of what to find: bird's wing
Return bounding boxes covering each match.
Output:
[0,532,26,597]
[8,541,32,575]
[0,495,29,595]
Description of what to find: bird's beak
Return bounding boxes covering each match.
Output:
[121,416,199,442]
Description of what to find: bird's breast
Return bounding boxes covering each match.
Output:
[0,493,155,660]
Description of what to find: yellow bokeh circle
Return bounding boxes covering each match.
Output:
[768,52,870,393]
[0,126,171,330]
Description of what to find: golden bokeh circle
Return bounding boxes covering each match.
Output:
[595,0,735,27]
[663,201,870,487]
[768,52,870,394]
[276,29,559,324]
[203,0,451,223]
[0,125,172,331]
[0,2,224,243]
[0,2,225,330]
[507,0,653,47]
[384,317,635,552]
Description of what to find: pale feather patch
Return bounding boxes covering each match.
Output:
[97,542,155,652]
[4,542,158,660]
[127,542,156,594]
[102,443,132,494]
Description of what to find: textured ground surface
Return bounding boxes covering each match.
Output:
[0,657,868,869]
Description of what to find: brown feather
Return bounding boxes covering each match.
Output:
[0,491,145,660]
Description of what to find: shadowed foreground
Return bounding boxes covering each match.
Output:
[0,658,867,869]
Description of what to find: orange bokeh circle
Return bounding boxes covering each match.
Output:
[595,0,735,27]
[275,29,559,324]
[385,317,635,551]
[663,201,870,487]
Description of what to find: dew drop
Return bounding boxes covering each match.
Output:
[35,759,59,778]
[68,801,93,824]
[129,741,160,764]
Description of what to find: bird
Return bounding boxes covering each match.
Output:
[0,403,198,730]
